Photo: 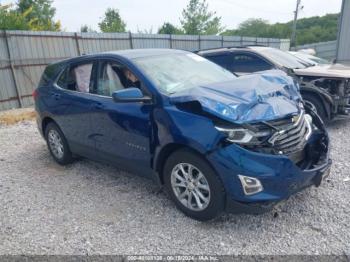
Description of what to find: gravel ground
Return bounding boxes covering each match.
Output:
[0,119,349,256]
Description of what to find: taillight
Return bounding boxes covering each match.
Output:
[32,89,39,100]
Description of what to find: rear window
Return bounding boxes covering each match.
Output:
[57,63,94,93]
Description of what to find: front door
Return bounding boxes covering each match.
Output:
[88,59,154,176]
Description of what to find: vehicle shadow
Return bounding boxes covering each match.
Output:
[326,118,349,130]
[49,153,319,228]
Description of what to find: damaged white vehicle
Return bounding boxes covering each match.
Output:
[199,46,350,122]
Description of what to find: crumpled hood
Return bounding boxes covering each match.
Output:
[170,70,302,124]
[294,64,350,78]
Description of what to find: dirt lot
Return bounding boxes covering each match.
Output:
[0,115,349,255]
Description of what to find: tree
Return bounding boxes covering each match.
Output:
[16,0,61,31]
[80,24,95,33]
[158,22,183,34]
[0,4,31,30]
[180,0,223,35]
[99,8,126,33]
[221,14,339,45]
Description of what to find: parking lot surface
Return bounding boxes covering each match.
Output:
[0,119,349,255]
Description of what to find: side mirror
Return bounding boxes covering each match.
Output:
[112,88,152,103]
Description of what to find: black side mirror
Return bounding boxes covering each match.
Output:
[112,88,152,103]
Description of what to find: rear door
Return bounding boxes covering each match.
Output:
[88,58,154,176]
[51,60,98,157]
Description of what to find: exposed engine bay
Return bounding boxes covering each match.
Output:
[176,101,329,171]
[297,75,350,117]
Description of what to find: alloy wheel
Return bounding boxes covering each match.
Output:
[170,163,211,211]
[48,129,64,159]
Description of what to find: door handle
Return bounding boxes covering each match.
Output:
[93,103,105,110]
[50,92,61,100]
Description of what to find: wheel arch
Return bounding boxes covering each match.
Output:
[300,89,332,120]
[41,117,57,135]
[154,143,213,185]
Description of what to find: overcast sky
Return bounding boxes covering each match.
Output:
[1,0,343,32]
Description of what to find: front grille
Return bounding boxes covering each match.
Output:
[249,112,311,155]
[270,112,309,154]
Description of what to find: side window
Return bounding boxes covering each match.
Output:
[57,63,94,93]
[205,54,232,70]
[39,64,61,87]
[231,53,273,73]
[94,61,142,97]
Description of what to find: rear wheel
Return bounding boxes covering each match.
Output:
[302,93,328,122]
[45,122,74,165]
[163,149,225,221]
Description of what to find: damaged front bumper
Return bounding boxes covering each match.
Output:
[206,126,331,215]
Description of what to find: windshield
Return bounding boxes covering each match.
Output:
[258,48,307,69]
[309,56,329,65]
[291,52,329,65]
[133,53,236,94]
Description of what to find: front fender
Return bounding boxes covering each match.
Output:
[152,106,223,170]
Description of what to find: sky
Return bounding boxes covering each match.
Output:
[1,0,343,32]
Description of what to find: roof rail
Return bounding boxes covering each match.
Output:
[195,44,269,53]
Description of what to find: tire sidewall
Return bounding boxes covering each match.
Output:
[163,149,225,221]
[45,122,73,165]
[302,94,328,122]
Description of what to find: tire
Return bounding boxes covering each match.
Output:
[302,93,328,122]
[45,122,74,165]
[163,149,225,221]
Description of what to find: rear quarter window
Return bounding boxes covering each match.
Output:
[38,63,62,87]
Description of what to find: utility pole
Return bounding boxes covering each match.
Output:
[291,0,302,48]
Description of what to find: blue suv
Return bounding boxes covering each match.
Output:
[34,49,331,221]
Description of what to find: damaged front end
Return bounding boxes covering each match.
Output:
[294,66,350,118]
[214,104,329,170]
[169,71,331,212]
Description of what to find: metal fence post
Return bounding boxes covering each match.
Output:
[221,35,224,47]
[74,32,81,56]
[198,35,201,50]
[3,30,22,108]
[129,32,134,49]
[169,34,172,49]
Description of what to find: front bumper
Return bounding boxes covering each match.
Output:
[225,158,331,214]
[207,132,331,214]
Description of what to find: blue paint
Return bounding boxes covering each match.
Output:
[35,49,331,214]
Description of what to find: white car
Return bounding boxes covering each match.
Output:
[199,46,350,122]
[289,51,330,66]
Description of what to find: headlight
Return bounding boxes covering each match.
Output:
[215,126,270,145]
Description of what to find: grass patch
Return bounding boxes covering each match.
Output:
[0,108,36,125]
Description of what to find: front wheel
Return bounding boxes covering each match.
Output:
[163,149,225,221]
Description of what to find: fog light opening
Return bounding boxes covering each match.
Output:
[238,175,264,195]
